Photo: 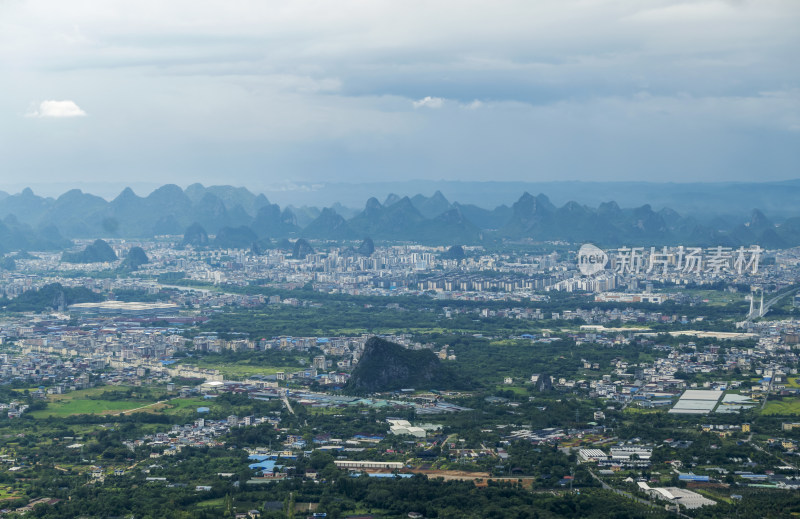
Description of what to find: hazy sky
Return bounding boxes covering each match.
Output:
[1,0,798,194]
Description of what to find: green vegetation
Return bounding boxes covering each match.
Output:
[445,336,662,385]
[177,349,311,380]
[61,239,117,263]
[183,279,755,340]
[181,361,297,380]
[0,237,795,518]
[29,399,152,418]
[0,283,102,312]
[28,386,168,418]
[119,246,149,270]
[112,288,171,302]
[762,397,800,415]
[344,337,468,394]
[0,484,23,501]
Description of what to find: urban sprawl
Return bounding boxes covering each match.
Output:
[0,239,799,518]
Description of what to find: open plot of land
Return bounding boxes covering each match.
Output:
[623,407,662,415]
[402,468,490,481]
[151,397,227,417]
[33,385,134,400]
[682,289,745,306]
[106,400,171,416]
[762,398,800,416]
[494,385,529,396]
[490,339,529,347]
[667,331,757,340]
[401,469,542,489]
[196,497,225,509]
[179,361,298,380]
[0,484,23,501]
[28,386,157,418]
[31,392,222,419]
[30,398,152,418]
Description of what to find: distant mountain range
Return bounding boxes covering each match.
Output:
[255,179,800,217]
[1,183,800,252]
[13,179,800,218]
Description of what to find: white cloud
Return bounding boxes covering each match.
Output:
[27,100,87,118]
[0,1,797,186]
[413,96,444,109]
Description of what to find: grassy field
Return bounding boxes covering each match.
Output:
[31,392,223,419]
[30,398,152,418]
[196,497,263,512]
[622,407,664,416]
[168,397,208,409]
[15,385,132,397]
[494,385,528,396]
[179,360,298,380]
[684,289,745,307]
[47,385,135,399]
[762,398,800,416]
[0,485,23,501]
[196,497,225,509]
[489,340,528,347]
[161,397,219,415]
[28,386,153,418]
[695,488,732,504]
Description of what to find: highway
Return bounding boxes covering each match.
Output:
[281,391,296,415]
[745,285,800,322]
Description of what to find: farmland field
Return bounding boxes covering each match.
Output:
[762,398,800,415]
[178,360,297,380]
[28,385,158,418]
[30,398,151,418]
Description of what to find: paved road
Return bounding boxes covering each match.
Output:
[588,469,653,506]
[747,435,798,471]
[587,468,691,517]
[760,376,774,410]
[109,399,169,416]
[746,286,800,322]
[281,392,295,415]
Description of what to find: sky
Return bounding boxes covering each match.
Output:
[0,0,798,196]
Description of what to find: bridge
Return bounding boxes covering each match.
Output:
[744,285,800,322]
